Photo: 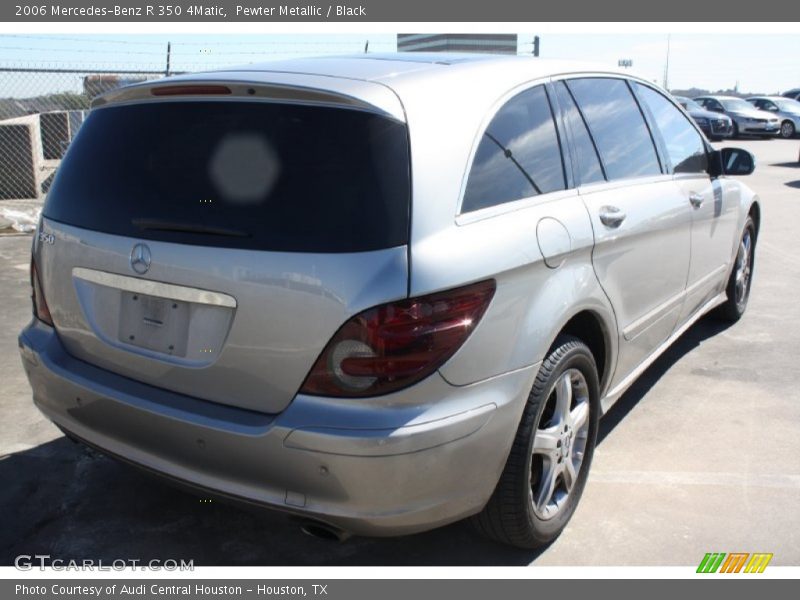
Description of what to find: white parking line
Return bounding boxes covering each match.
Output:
[589,470,800,490]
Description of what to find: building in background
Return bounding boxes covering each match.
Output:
[397,34,518,54]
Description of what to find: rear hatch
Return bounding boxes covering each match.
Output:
[37,85,410,414]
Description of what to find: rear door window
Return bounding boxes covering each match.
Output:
[44,101,411,253]
[462,84,566,213]
[553,81,606,186]
[566,78,662,181]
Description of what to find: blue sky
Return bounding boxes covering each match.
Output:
[1,33,798,96]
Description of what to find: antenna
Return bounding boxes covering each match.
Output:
[364,40,369,53]
[662,34,671,89]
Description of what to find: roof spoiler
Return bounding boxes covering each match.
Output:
[90,78,403,120]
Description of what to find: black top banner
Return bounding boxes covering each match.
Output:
[3,0,798,22]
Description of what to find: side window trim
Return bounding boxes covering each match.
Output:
[543,83,572,192]
[545,80,577,190]
[554,78,608,184]
[626,79,667,175]
[629,81,672,173]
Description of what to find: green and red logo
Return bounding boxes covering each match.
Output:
[697,552,773,573]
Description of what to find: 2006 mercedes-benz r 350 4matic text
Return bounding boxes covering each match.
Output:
[19,54,760,549]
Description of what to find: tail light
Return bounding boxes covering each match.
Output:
[300,280,496,398]
[30,260,53,326]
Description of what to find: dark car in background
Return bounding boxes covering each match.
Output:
[782,88,800,101]
[694,95,780,138]
[674,96,733,141]
[746,96,800,138]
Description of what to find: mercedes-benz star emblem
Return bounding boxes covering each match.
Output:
[130,243,152,275]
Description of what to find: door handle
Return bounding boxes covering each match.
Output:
[689,192,705,208]
[599,205,626,228]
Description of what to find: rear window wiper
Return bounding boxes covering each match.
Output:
[132,218,250,238]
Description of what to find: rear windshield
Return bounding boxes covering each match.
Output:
[44,101,410,253]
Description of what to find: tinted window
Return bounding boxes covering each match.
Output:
[700,98,722,112]
[44,102,410,253]
[682,97,704,112]
[635,84,708,174]
[462,85,565,212]
[554,81,605,186]
[566,78,661,180]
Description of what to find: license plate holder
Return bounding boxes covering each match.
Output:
[118,291,190,357]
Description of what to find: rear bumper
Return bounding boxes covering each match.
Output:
[19,319,537,536]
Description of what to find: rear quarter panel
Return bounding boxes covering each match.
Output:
[396,71,618,390]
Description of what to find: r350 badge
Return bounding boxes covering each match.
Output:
[38,231,55,245]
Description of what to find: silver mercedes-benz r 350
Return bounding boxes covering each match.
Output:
[19,54,760,548]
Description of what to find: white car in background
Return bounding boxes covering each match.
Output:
[694,95,780,138]
[746,96,800,138]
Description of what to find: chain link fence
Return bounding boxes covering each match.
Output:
[0,67,175,231]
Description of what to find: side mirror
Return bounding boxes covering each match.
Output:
[710,147,755,177]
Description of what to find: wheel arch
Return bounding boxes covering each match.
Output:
[548,308,616,396]
[748,198,761,240]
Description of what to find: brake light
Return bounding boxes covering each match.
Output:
[30,260,53,326]
[300,280,496,398]
[151,85,232,96]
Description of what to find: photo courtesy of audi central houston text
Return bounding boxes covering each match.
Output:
[14,51,764,550]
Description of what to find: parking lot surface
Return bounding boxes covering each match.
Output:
[1,139,798,566]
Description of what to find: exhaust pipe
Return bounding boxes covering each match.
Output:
[297,519,351,542]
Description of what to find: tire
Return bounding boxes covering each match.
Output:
[714,216,756,322]
[780,120,796,139]
[731,121,740,139]
[473,336,600,549]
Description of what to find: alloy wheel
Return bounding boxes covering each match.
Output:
[529,368,591,520]
[735,229,753,307]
